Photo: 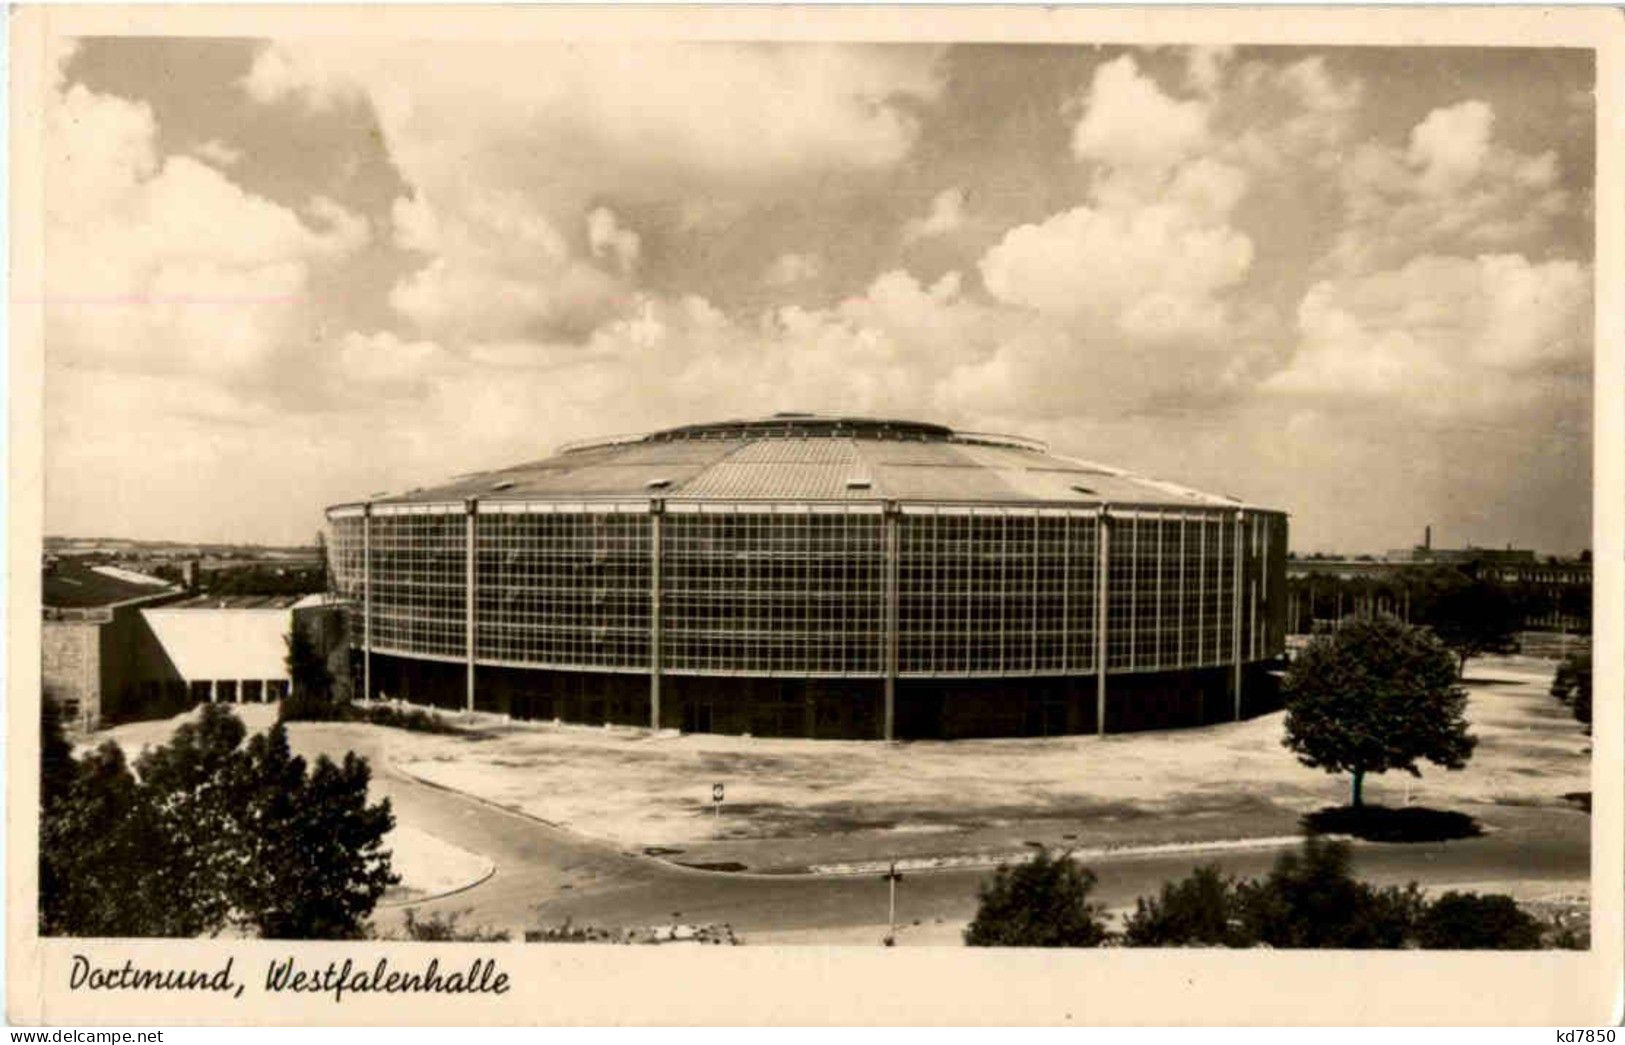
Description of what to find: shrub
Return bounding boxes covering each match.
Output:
[1414,892,1543,950]
[395,909,511,942]
[352,703,462,735]
[1122,864,1248,948]
[1236,835,1425,949]
[1117,839,1559,951]
[1552,650,1592,731]
[279,694,462,735]
[963,848,1109,947]
[279,687,340,723]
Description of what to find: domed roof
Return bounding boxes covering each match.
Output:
[356,414,1256,509]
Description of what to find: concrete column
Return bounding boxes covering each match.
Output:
[465,498,478,715]
[1029,515,1040,671]
[883,504,900,742]
[1249,580,1259,663]
[1177,515,1187,665]
[649,501,664,730]
[363,503,373,703]
[1095,508,1111,736]
[210,680,219,704]
[1232,510,1244,721]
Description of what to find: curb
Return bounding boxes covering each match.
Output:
[805,834,1348,877]
[378,861,499,909]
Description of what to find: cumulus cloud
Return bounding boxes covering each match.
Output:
[244,41,943,350]
[983,64,1255,351]
[334,330,453,397]
[244,41,943,197]
[763,251,823,286]
[1184,46,1234,96]
[1330,99,1568,272]
[1072,55,1210,174]
[1267,253,1591,412]
[979,200,1252,340]
[45,78,368,379]
[241,42,359,111]
[190,138,244,169]
[932,54,1281,422]
[1408,100,1496,193]
[586,207,641,275]
[1222,56,1364,174]
[903,187,967,242]
[388,189,627,343]
[41,41,1591,555]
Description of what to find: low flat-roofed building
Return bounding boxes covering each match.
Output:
[42,558,182,731]
[132,594,335,710]
[43,556,342,731]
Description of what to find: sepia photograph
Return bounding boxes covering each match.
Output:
[7,3,1621,1027]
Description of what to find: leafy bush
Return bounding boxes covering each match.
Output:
[1414,891,1543,950]
[1122,865,1248,948]
[1235,835,1425,949]
[1534,905,1589,950]
[963,848,1109,947]
[279,687,340,722]
[351,703,462,735]
[1551,650,1591,731]
[394,909,511,942]
[1115,837,1558,951]
[279,695,462,735]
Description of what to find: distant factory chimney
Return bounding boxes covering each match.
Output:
[1424,525,1432,551]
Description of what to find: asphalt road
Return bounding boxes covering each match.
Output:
[322,731,1590,942]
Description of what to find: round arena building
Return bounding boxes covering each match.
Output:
[325,414,1287,739]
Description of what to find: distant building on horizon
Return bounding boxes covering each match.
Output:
[1383,524,1543,566]
[1285,523,1590,636]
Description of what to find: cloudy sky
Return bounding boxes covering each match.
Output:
[42,38,1594,553]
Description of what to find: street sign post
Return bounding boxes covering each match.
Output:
[882,860,904,945]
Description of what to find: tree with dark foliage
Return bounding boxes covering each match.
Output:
[1551,649,1592,732]
[282,624,338,721]
[133,704,252,935]
[39,700,75,809]
[285,623,331,701]
[1413,571,1521,678]
[39,730,178,935]
[1234,835,1424,949]
[1283,616,1475,808]
[1415,891,1543,950]
[234,725,398,938]
[963,848,1109,947]
[39,702,396,938]
[1117,837,1538,949]
[1122,864,1248,947]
